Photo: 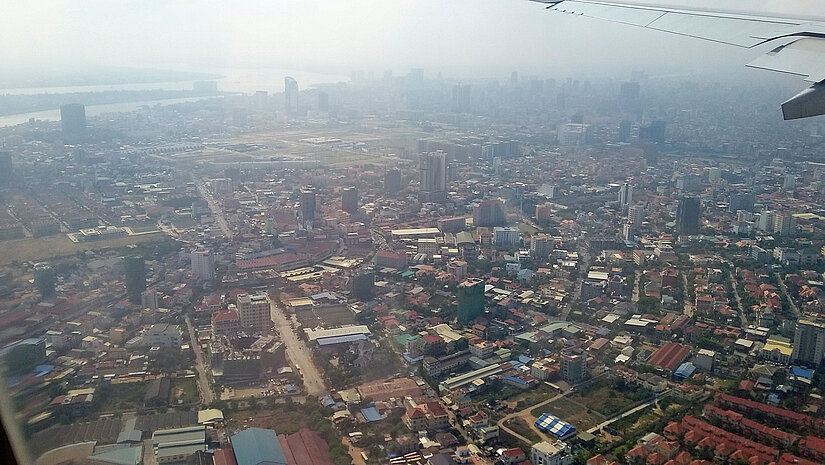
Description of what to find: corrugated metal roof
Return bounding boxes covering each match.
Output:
[232,427,287,465]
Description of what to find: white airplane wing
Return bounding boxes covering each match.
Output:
[531,0,825,119]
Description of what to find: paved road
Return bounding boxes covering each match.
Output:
[774,272,801,318]
[585,390,672,434]
[729,269,749,327]
[185,315,214,405]
[269,298,327,396]
[562,245,590,321]
[196,180,233,239]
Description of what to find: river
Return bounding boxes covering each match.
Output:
[0,67,349,127]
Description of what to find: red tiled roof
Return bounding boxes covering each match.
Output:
[211,308,239,323]
[237,253,302,270]
[213,449,238,465]
[647,343,691,371]
[279,428,334,465]
[716,393,809,423]
[800,436,825,455]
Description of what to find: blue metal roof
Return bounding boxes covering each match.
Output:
[790,366,814,379]
[361,407,381,422]
[674,362,696,379]
[534,413,576,439]
[231,428,287,465]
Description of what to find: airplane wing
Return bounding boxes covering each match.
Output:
[531,0,825,119]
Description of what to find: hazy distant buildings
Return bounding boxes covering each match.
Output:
[385,169,402,195]
[557,123,593,146]
[676,198,700,236]
[191,249,215,281]
[639,120,666,143]
[618,120,632,142]
[60,104,87,143]
[141,289,159,310]
[0,152,11,189]
[318,91,329,112]
[300,187,317,223]
[342,187,358,214]
[473,199,507,227]
[451,84,471,113]
[124,255,147,303]
[729,192,755,213]
[284,76,299,113]
[783,174,796,190]
[419,151,448,203]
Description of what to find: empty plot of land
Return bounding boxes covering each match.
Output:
[569,379,653,417]
[530,397,601,431]
[318,306,355,327]
[0,232,163,266]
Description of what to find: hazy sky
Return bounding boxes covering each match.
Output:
[2,1,824,80]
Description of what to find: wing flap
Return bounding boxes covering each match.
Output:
[546,0,804,47]
[748,38,825,82]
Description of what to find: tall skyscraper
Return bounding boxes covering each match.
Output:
[457,278,486,325]
[124,255,146,303]
[792,319,825,366]
[341,187,358,214]
[618,182,633,208]
[191,249,215,281]
[758,210,775,231]
[618,120,632,142]
[141,289,159,310]
[385,169,402,195]
[318,91,329,112]
[676,198,700,236]
[418,151,447,203]
[473,199,507,227]
[783,174,796,190]
[451,84,471,113]
[0,152,11,189]
[639,120,666,143]
[300,187,317,223]
[34,263,56,298]
[60,104,88,143]
[284,76,299,113]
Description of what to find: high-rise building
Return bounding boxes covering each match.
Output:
[628,204,646,226]
[236,293,272,332]
[34,263,56,298]
[707,167,723,182]
[124,255,146,303]
[530,235,554,260]
[318,91,329,112]
[351,268,375,301]
[557,123,593,146]
[451,84,471,113]
[60,104,88,143]
[284,77,299,113]
[191,249,215,281]
[639,120,666,143]
[792,319,825,366]
[617,182,633,208]
[300,187,317,223]
[618,120,632,142]
[473,199,507,227]
[676,198,700,236]
[758,210,775,231]
[385,169,402,195]
[773,212,796,237]
[783,174,796,190]
[729,192,755,213]
[419,151,447,202]
[341,187,358,214]
[457,278,486,325]
[141,289,159,310]
[560,352,586,382]
[0,152,11,189]
[535,204,553,222]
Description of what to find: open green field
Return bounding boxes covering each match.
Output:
[570,378,653,417]
[99,381,148,412]
[0,232,164,266]
[170,378,199,405]
[318,306,355,327]
[516,222,541,235]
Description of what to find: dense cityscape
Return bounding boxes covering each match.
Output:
[1,67,825,465]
